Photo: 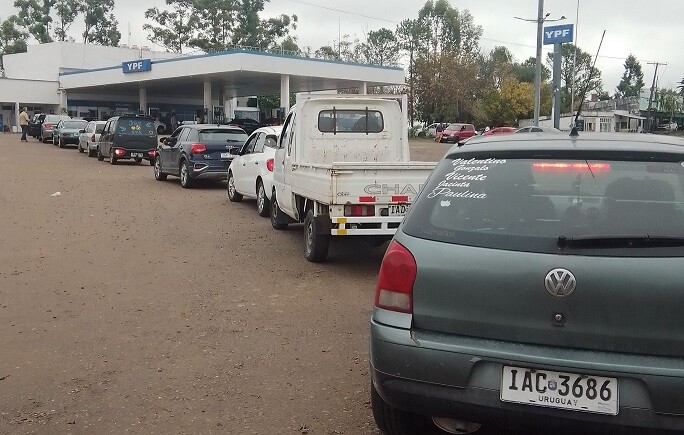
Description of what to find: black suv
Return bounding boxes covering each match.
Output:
[97,115,158,165]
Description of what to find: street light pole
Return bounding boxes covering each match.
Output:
[534,0,544,126]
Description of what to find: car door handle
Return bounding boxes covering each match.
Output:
[254,162,258,165]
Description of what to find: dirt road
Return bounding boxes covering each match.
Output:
[0,133,449,434]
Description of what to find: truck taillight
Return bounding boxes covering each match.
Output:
[375,241,417,314]
[266,158,274,172]
[190,143,206,154]
[91,134,96,142]
[344,204,375,216]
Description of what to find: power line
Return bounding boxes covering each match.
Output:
[281,0,399,24]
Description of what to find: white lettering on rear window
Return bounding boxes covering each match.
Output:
[427,158,507,200]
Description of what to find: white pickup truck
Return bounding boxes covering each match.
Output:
[270,94,436,262]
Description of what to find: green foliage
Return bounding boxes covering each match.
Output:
[13,0,54,43]
[143,1,196,53]
[81,0,120,45]
[0,15,28,54]
[656,88,683,117]
[616,54,645,98]
[546,43,603,113]
[359,28,398,66]
[53,0,79,42]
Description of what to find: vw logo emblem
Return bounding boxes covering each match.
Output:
[545,269,576,297]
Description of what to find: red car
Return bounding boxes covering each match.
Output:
[438,123,476,143]
[482,126,517,136]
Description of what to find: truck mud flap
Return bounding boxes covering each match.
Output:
[314,215,332,235]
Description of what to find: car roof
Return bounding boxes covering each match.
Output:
[184,124,246,132]
[451,132,684,155]
[251,126,283,135]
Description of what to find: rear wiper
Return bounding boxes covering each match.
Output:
[557,235,684,249]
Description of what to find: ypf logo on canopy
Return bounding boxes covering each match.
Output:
[543,24,574,45]
[122,59,152,74]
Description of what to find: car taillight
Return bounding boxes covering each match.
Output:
[148,150,157,157]
[344,204,375,216]
[91,134,96,141]
[375,241,417,314]
[266,158,274,172]
[532,162,611,173]
[114,148,125,156]
[43,123,53,129]
[62,132,69,136]
[190,143,206,154]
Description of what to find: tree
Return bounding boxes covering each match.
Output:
[360,28,398,66]
[13,0,54,43]
[53,0,79,42]
[143,1,196,53]
[0,15,29,76]
[511,56,550,84]
[82,0,120,45]
[657,88,683,122]
[395,18,429,124]
[616,54,645,98]
[546,43,603,113]
[314,45,337,60]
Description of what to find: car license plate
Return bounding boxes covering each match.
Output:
[131,152,142,158]
[500,366,618,415]
[220,152,231,159]
[388,204,409,216]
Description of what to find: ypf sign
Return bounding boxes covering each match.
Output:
[122,59,152,74]
[543,24,574,45]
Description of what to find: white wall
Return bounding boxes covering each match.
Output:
[0,78,60,104]
[3,42,172,81]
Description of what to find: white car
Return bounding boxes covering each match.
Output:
[78,120,106,157]
[227,126,282,217]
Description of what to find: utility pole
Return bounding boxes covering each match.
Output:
[534,0,545,126]
[646,61,666,132]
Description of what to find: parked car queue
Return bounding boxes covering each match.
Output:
[22,111,684,434]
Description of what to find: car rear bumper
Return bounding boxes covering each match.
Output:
[189,160,231,180]
[370,314,684,432]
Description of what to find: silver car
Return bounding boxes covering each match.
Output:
[78,120,106,157]
[371,132,684,434]
[40,114,71,143]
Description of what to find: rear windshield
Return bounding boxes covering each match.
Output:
[318,109,384,133]
[403,153,684,256]
[95,124,105,134]
[117,118,156,135]
[199,129,249,143]
[63,121,87,129]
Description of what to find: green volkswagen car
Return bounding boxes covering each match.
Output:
[370,132,684,434]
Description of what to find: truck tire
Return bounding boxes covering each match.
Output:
[270,192,288,230]
[304,210,330,263]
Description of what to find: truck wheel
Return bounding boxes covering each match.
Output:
[270,193,288,230]
[304,210,330,262]
[227,171,242,202]
[256,180,270,217]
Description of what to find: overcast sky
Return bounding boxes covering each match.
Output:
[1,0,681,92]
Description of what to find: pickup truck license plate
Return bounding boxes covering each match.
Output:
[500,366,618,415]
[388,204,409,216]
[131,152,142,158]
[220,152,230,159]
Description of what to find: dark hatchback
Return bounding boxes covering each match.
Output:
[97,115,158,165]
[154,124,248,188]
[370,133,684,434]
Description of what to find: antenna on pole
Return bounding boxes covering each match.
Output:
[570,29,605,137]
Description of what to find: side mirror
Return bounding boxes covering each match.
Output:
[79,129,85,133]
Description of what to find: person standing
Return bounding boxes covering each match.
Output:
[170,112,178,132]
[19,107,29,142]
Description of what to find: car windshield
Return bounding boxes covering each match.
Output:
[117,118,156,135]
[199,129,249,143]
[403,154,684,256]
[62,121,87,129]
[446,123,464,130]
